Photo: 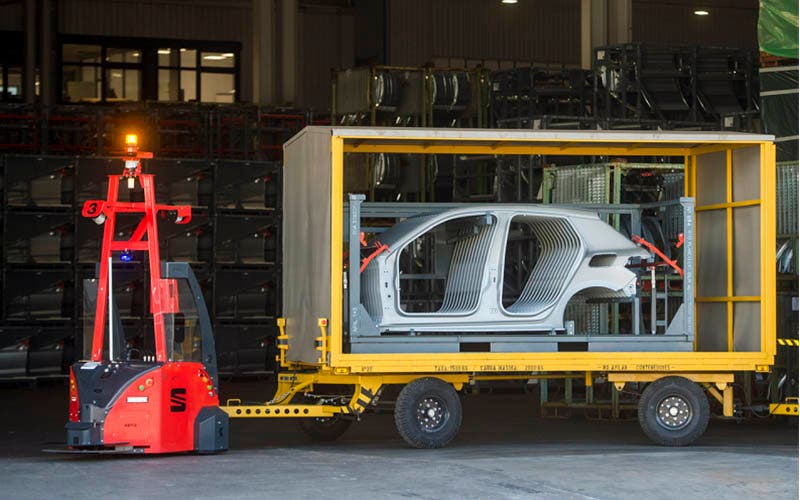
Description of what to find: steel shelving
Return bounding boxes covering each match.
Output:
[0,153,282,378]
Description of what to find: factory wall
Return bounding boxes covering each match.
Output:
[387,0,583,67]
[297,6,355,111]
[58,0,254,101]
[632,0,759,48]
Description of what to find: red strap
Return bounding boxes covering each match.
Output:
[360,243,389,273]
[632,235,684,278]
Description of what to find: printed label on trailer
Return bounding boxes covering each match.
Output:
[170,388,187,412]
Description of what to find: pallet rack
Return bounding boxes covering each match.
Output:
[0,154,282,378]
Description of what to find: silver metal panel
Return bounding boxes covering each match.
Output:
[733,205,761,297]
[695,151,727,206]
[734,302,761,352]
[350,335,692,354]
[776,162,798,236]
[326,126,773,144]
[732,146,761,202]
[696,209,727,297]
[282,128,332,364]
[334,68,371,115]
[697,303,728,351]
[549,165,607,204]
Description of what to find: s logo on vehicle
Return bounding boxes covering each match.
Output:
[170,388,187,412]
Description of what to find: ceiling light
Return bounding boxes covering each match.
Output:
[694,9,709,15]
[222,53,234,58]
[501,0,518,3]
[132,52,140,57]
[179,48,187,52]
[157,49,171,55]
[203,55,226,60]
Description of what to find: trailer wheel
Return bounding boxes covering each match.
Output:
[298,415,352,442]
[638,376,710,446]
[394,377,462,449]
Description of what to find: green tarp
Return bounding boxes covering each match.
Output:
[758,0,799,58]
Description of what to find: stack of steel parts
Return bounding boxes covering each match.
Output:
[0,154,281,380]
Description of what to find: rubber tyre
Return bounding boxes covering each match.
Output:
[638,376,710,446]
[394,377,462,449]
[298,415,352,442]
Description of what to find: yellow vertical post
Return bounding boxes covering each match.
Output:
[761,142,777,357]
[329,135,344,364]
[723,384,734,417]
[689,154,698,351]
[725,149,734,352]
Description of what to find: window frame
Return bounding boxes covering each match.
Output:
[58,35,241,104]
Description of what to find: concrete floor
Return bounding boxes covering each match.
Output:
[0,380,797,500]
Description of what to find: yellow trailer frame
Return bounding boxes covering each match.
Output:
[221,128,777,427]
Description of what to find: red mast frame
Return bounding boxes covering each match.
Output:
[81,138,192,362]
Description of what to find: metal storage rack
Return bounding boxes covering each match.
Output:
[0,103,308,161]
[539,161,685,418]
[490,67,591,128]
[0,154,282,378]
[592,43,759,131]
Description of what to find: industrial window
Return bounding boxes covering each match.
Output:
[157,48,236,103]
[59,37,239,103]
[0,30,25,102]
[61,44,141,102]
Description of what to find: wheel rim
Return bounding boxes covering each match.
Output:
[656,394,692,430]
[416,396,449,432]
[312,416,339,426]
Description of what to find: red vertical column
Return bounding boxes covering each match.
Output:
[140,174,168,362]
[91,175,120,361]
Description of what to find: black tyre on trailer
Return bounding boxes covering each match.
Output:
[638,376,710,446]
[394,377,462,449]
[298,414,353,442]
[296,388,354,442]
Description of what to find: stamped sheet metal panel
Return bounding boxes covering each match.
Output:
[283,128,333,364]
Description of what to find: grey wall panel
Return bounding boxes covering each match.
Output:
[733,302,760,352]
[696,209,727,298]
[388,0,581,67]
[282,128,332,364]
[732,205,760,297]
[632,0,758,48]
[732,146,760,202]
[695,151,726,206]
[697,302,727,351]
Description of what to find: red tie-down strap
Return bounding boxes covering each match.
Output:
[360,242,389,273]
[632,234,684,278]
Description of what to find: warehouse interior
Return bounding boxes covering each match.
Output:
[0,0,797,498]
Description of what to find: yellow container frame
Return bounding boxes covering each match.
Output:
[324,132,777,375]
